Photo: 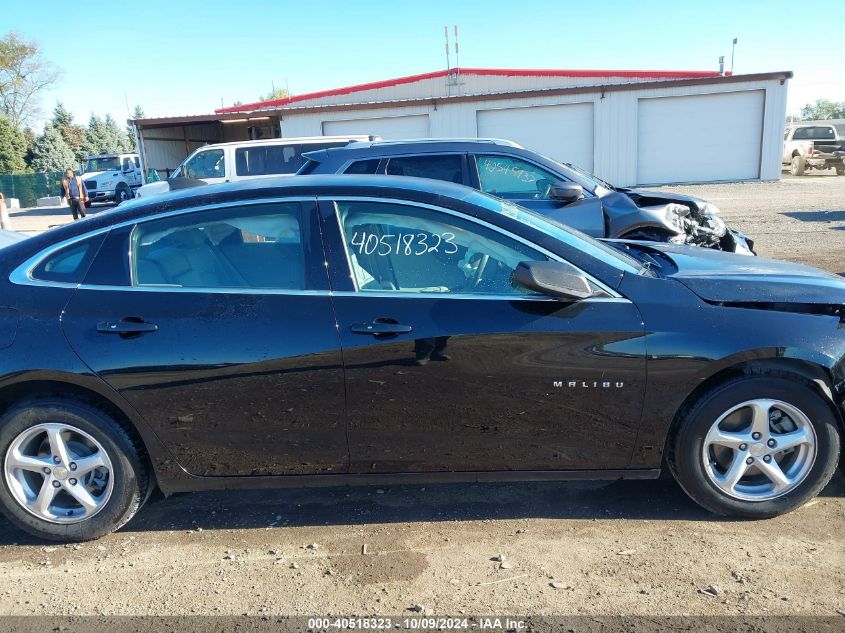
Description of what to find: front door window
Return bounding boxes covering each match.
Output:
[184,149,226,180]
[336,200,547,295]
[475,155,568,201]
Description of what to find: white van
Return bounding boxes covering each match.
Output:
[135,135,375,199]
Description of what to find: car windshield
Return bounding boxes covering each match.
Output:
[548,157,616,192]
[463,190,642,274]
[85,157,121,173]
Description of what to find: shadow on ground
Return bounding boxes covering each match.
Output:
[0,472,842,544]
[782,210,845,222]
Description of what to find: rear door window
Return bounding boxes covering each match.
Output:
[344,159,381,175]
[235,142,350,176]
[131,203,307,290]
[385,154,464,184]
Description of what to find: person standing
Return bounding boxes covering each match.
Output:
[61,169,88,220]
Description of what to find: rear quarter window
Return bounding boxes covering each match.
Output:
[30,234,106,284]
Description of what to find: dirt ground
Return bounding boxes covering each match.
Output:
[0,174,843,623]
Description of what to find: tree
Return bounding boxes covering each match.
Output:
[51,102,85,163]
[259,87,290,102]
[126,105,145,151]
[103,114,129,152]
[0,31,60,128]
[799,99,845,121]
[81,113,128,157]
[0,113,27,172]
[29,123,75,172]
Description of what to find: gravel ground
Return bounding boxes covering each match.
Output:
[0,175,843,623]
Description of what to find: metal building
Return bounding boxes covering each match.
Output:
[134,67,791,186]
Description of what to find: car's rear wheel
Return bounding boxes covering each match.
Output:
[835,165,845,176]
[669,374,840,518]
[790,155,806,176]
[0,398,148,541]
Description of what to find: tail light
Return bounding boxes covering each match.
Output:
[807,145,814,155]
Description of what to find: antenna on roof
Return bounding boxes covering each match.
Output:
[454,25,460,70]
[444,26,451,73]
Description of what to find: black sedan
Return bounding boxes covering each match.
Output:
[0,175,842,541]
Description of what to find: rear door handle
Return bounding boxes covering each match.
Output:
[97,319,159,335]
[350,318,413,338]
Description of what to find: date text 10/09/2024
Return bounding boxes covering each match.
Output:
[307,617,527,630]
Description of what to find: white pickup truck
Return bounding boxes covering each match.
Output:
[782,124,845,176]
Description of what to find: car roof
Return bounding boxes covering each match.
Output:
[192,135,375,150]
[301,138,531,163]
[8,175,484,257]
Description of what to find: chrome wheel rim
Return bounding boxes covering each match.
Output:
[702,399,816,501]
[4,423,114,524]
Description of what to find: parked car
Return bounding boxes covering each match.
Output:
[135,135,377,199]
[782,124,845,176]
[1,175,843,541]
[299,139,755,254]
[0,230,26,248]
[81,153,143,204]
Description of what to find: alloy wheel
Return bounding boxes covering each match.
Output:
[3,423,114,523]
[702,399,816,501]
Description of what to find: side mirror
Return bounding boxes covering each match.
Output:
[548,183,583,204]
[513,261,596,301]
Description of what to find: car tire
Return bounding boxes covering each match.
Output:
[835,165,844,176]
[668,373,840,519]
[790,156,806,176]
[114,185,131,205]
[0,398,149,541]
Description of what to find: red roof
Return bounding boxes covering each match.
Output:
[215,67,725,114]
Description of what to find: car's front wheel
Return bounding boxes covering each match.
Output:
[669,374,840,518]
[0,398,148,541]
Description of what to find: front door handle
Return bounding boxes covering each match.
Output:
[97,319,159,335]
[350,318,413,338]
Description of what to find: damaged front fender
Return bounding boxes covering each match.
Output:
[603,189,755,255]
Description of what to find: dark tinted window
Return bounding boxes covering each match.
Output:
[344,159,381,175]
[31,234,105,284]
[235,142,349,176]
[131,203,306,289]
[385,154,464,184]
[792,126,835,140]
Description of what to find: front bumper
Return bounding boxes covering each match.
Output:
[88,190,115,201]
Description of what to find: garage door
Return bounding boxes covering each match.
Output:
[476,103,594,171]
[322,114,429,140]
[637,90,764,184]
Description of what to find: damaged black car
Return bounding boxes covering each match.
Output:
[0,175,841,541]
[298,139,754,254]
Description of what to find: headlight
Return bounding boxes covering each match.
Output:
[101,180,113,188]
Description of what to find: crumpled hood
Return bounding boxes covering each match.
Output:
[621,187,709,210]
[624,241,845,304]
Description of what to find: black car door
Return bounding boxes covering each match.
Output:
[469,153,606,237]
[61,199,349,477]
[319,196,646,474]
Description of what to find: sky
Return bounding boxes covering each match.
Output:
[4,0,844,128]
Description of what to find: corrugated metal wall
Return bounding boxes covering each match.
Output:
[280,77,788,186]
